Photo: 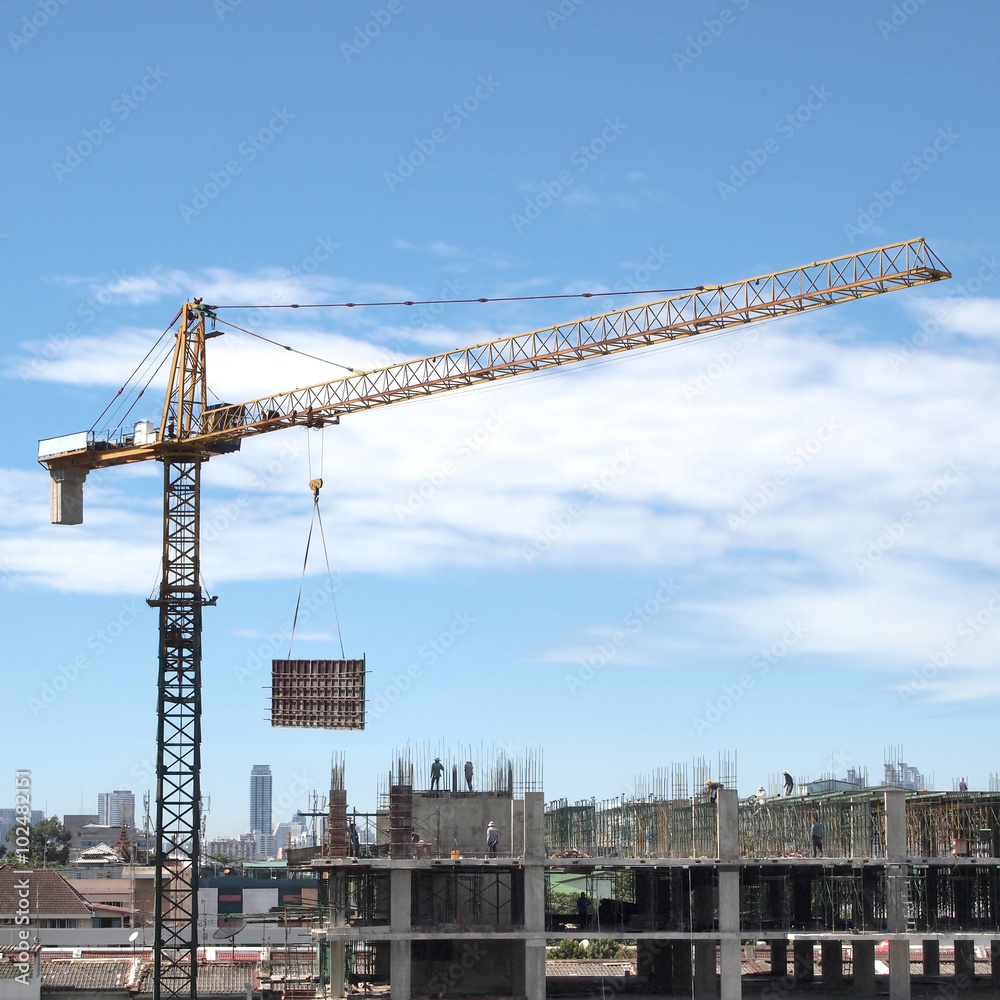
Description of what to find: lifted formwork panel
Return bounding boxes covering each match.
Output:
[269,658,366,730]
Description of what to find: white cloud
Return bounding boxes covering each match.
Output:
[10,278,1000,702]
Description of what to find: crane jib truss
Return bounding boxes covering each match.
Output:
[35,238,950,1000]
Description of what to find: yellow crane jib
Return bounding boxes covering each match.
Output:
[38,237,949,527]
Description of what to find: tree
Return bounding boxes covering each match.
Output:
[5,817,72,867]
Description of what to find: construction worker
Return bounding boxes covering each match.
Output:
[576,892,591,929]
[783,771,794,796]
[811,815,824,857]
[486,820,499,856]
[430,757,444,791]
[464,760,474,792]
[756,786,767,808]
[706,780,724,803]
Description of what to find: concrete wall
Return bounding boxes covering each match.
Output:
[411,793,519,856]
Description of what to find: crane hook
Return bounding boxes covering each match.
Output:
[309,478,323,499]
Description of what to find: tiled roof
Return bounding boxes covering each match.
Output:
[0,866,91,916]
[137,962,260,995]
[41,960,133,991]
[546,960,635,977]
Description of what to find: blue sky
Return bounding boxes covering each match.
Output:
[2,1,999,838]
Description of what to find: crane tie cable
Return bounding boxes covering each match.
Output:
[209,285,705,310]
[214,317,358,373]
[287,477,346,659]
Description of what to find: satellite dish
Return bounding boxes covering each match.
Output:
[128,931,139,942]
[213,918,246,940]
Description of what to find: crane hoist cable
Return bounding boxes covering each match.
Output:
[287,429,346,659]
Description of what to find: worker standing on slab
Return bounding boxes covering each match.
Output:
[706,780,724,803]
[430,757,444,791]
[756,786,767,808]
[577,892,590,929]
[486,820,499,856]
[464,760,474,792]
[783,771,794,796]
[811,815,824,857]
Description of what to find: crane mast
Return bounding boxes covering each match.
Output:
[35,239,950,1000]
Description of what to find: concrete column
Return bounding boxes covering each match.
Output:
[884,789,910,1000]
[524,941,546,1000]
[853,940,876,997]
[884,788,907,858]
[991,940,1000,987]
[523,792,545,1000]
[889,939,910,1000]
[769,939,786,976]
[922,939,939,976]
[390,868,411,1000]
[694,942,717,998]
[954,939,975,985]
[793,939,814,983]
[821,940,842,986]
[524,792,544,860]
[716,789,741,1000]
[510,798,525,857]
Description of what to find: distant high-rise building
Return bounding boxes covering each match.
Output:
[97,791,135,827]
[249,765,272,837]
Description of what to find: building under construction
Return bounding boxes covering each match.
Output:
[282,749,1000,1000]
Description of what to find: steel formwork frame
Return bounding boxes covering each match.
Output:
[149,458,213,1000]
[412,869,521,929]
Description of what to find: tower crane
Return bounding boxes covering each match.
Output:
[36,238,949,999]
